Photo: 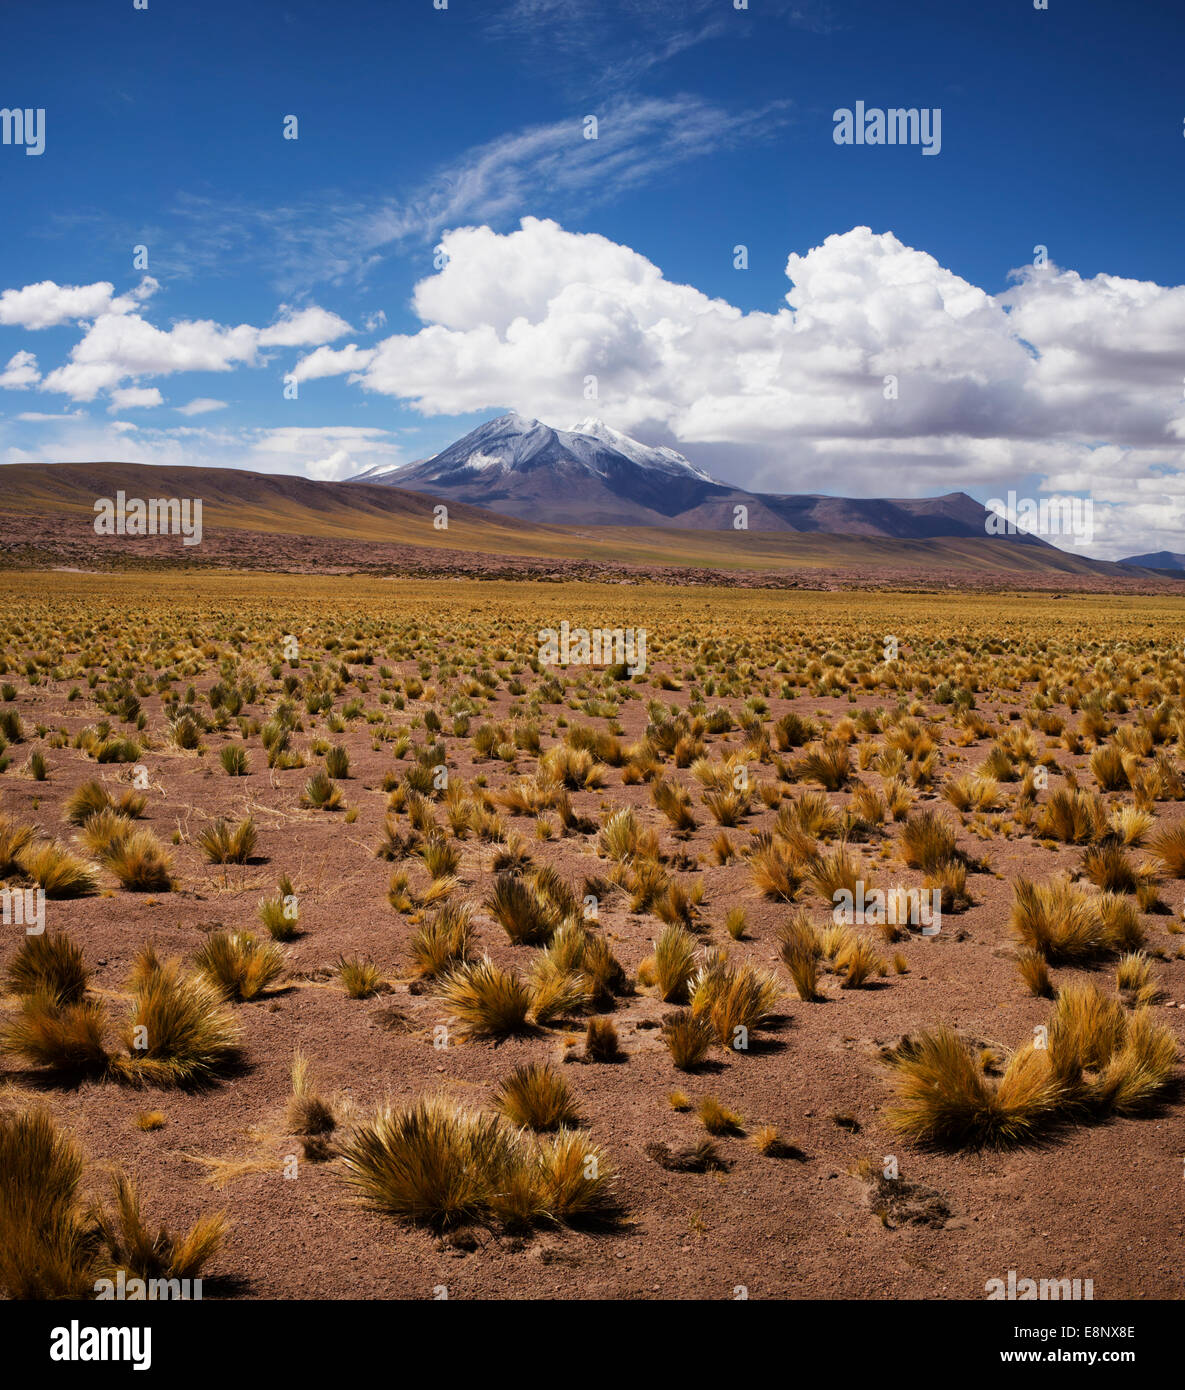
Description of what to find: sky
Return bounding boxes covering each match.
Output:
[1,0,1183,558]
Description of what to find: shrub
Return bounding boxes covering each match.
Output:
[337,955,382,999]
[1009,878,1119,962]
[748,834,807,902]
[652,922,697,1002]
[533,1129,618,1223]
[339,1097,525,1230]
[689,956,781,1048]
[102,828,173,892]
[197,816,257,864]
[80,807,133,856]
[835,933,885,989]
[652,778,697,833]
[583,1016,620,1062]
[0,1109,104,1298]
[219,745,249,776]
[1016,949,1054,998]
[194,931,284,1001]
[1081,842,1138,894]
[0,811,36,873]
[258,883,299,940]
[420,834,461,880]
[96,1172,227,1284]
[884,1027,1062,1147]
[484,873,557,945]
[494,1062,580,1131]
[300,770,343,810]
[288,1049,336,1136]
[1090,744,1128,792]
[778,912,822,1001]
[437,958,532,1037]
[18,841,99,898]
[409,902,476,977]
[661,1008,715,1070]
[1036,788,1107,844]
[794,742,851,790]
[2,991,109,1075]
[697,1095,743,1136]
[5,931,90,1004]
[1148,822,1185,878]
[115,949,240,1086]
[900,810,959,873]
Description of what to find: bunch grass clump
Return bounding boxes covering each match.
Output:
[494,1062,580,1131]
[436,958,532,1037]
[115,946,241,1086]
[194,931,284,1001]
[340,1096,617,1231]
[196,816,257,864]
[689,955,782,1049]
[884,983,1177,1147]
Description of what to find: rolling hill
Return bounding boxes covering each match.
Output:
[0,457,1175,591]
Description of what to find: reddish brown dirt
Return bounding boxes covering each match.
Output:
[1,580,1183,1301]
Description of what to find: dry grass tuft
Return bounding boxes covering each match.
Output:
[494,1062,580,1130]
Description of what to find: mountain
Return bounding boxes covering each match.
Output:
[354,413,1044,543]
[1119,551,1185,573]
[354,413,726,526]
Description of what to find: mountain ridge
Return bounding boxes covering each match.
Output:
[353,413,1048,543]
[1,456,1178,591]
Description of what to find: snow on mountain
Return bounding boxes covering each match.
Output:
[353,414,715,487]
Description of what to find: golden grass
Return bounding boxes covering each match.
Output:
[494,1062,580,1131]
[689,955,782,1048]
[194,931,285,1001]
[436,958,532,1037]
[340,1096,617,1231]
[115,947,241,1086]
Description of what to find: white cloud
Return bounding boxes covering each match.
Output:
[34,301,350,402]
[0,350,40,388]
[148,96,788,293]
[288,217,1185,556]
[108,386,163,410]
[290,343,377,383]
[4,418,406,481]
[0,277,156,330]
[304,448,356,481]
[176,397,228,416]
[257,305,352,348]
[253,425,402,478]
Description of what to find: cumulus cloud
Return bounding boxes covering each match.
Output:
[303,448,356,481]
[252,425,401,478]
[108,386,163,410]
[257,305,352,348]
[290,217,1185,554]
[0,277,157,330]
[35,301,351,402]
[291,343,377,383]
[0,350,40,388]
[176,397,228,416]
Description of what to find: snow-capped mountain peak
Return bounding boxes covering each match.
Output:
[567,418,714,482]
[354,414,715,487]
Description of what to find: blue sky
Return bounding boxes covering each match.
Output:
[1,0,1183,555]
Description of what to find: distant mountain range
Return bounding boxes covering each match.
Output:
[1119,551,1185,573]
[353,412,1046,542]
[1,448,1178,591]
